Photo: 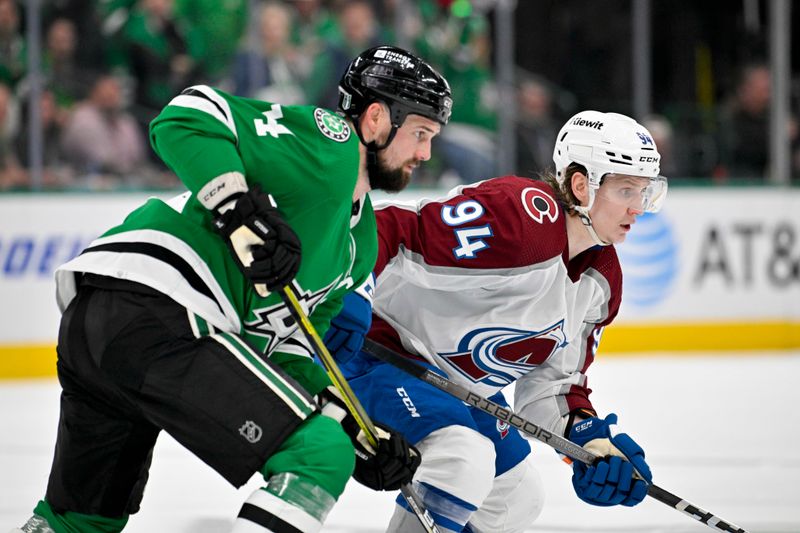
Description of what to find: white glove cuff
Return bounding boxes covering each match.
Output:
[197,171,248,211]
[320,400,348,423]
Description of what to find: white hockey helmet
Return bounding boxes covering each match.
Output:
[552,110,667,213]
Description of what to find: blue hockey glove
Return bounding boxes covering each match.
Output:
[569,413,651,507]
[323,280,373,364]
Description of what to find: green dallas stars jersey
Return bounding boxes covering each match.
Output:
[55,85,377,396]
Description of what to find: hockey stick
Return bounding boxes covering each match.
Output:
[278,286,439,533]
[362,338,750,533]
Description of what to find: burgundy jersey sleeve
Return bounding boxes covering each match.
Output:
[563,245,624,417]
[374,176,567,276]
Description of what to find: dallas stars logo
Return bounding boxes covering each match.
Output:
[315,108,351,142]
[243,284,331,354]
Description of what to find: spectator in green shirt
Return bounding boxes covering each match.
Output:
[176,0,248,82]
[108,0,199,149]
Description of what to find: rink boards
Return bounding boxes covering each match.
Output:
[1,187,798,378]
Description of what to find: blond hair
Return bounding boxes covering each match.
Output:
[539,162,587,215]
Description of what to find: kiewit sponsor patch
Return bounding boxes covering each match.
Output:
[572,117,604,129]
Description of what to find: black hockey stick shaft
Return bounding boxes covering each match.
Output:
[362,338,749,533]
[279,287,439,533]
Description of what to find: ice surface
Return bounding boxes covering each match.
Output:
[2,352,798,533]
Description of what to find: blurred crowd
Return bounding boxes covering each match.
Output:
[1,0,799,192]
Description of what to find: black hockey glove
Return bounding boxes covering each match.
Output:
[350,420,420,491]
[212,185,301,294]
[319,387,421,491]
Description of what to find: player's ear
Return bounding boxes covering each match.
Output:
[360,101,387,143]
[571,171,590,207]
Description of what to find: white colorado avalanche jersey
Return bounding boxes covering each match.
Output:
[368,176,623,435]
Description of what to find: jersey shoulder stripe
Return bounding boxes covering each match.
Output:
[167,85,238,140]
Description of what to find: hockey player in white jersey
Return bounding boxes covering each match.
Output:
[323,110,668,532]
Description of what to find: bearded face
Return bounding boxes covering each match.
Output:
[368,150,414,192]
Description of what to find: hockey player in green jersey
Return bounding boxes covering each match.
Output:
[15,46,452,533]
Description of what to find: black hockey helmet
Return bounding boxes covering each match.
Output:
[338,45,452,147]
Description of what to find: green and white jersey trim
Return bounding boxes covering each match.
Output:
[187,310,218,337]
[55,229,241,333]
[168,85,238,141]
[164,190,192,211]
[210,332,316,419]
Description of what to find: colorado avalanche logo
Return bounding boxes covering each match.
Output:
[521,187,559,224]
[439,322,567,387]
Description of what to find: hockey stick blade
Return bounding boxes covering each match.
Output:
[362,338,750,533]
[278,286,440,533]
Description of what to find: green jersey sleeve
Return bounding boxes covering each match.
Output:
[146,85,375,390]
[271,351,331,398]
[150,86,248,206]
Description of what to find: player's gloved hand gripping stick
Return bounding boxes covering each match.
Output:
[362,338,751,533]
[212,185,302,297]
[568,413,651,506]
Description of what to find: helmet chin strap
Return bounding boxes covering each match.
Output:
[351,116,400,187]
[574,190,611,247]
[365,141,381,186]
